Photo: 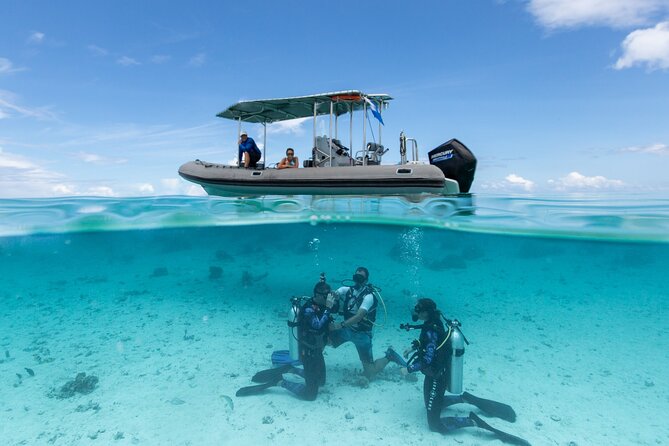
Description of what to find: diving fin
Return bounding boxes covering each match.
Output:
[385,347,408,367]
[236,380,279,397]
[252,364,293,383]
[271,350,302,366]
[462,391,517,422]
[469,412,531,446]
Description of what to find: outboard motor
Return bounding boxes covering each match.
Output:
[446,319,466,394]
[428,139,477,193]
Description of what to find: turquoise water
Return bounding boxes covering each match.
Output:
[1,195,668,445]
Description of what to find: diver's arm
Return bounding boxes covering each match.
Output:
[407,330,439,373]
[340,307,367,328]
[303,306,331,330]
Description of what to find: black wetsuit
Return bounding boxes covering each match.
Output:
[408,318,474,434]
[282,299,330,401]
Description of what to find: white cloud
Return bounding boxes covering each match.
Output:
[135,183,155,194]
[87,186,116,197]
[188,53,206,67]
[52,184,76,195]
[614,21,669,70]
[479,174,536,192]
[150,54,171,64]
[87,45,109,56]
[28,32,45,44]
[74,151,127,165]
[0,57,25,75]
[0,89,58,120]
[266,117,310,136]
[117,56,140,66]
[505,173,535,191]
[527,0,669,29]
[160,178,207,195]
[0,151,40,170]
[619,143,669,155]
[0,150,70,198]
[548,171,625,191]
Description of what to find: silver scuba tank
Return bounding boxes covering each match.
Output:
[447,320,465,394]
[288,298,300,361]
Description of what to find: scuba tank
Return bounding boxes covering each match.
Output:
[446,319,466,394]
[287,297,301,361]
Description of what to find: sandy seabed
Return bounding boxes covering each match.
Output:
[1,227,668,446]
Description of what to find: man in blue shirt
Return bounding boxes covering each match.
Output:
[238,130,262,168]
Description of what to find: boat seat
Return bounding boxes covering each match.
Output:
[354,143,388,165]
[313,136,353,167]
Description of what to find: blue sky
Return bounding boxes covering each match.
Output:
[1,0,668,197]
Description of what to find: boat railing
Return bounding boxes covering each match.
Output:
[399,132,420,164]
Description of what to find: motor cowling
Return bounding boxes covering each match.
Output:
[428,139,477,193]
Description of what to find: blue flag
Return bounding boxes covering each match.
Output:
[364,97,384,125]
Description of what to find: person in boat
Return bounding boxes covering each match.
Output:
[329,267,394,380]
[386,298,530,446]
[277,147,299,169]
[236,281,335,400]
[238,130,262,168]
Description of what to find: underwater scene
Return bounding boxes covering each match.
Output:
[1,195,668,446]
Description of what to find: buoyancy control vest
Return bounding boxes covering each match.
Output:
[416,319,448,377]
[343,284,377,332]
[298,300,330,354]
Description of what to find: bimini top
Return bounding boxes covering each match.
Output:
[217,90,392,124]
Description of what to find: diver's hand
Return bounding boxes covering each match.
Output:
[400,367,409,376]
[326,294,335,309]
[403,348,412,358]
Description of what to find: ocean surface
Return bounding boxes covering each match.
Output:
[1,194,668,446]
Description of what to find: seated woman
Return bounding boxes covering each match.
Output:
[277,148,299,169]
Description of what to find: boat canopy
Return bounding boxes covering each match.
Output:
[217,90,392,124]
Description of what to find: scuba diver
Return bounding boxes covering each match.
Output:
[385,298,531,446]
[236,281,335,400]
[329,266,393,380]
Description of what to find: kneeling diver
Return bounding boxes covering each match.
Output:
[385,298,531,446]
[236,281,335,400]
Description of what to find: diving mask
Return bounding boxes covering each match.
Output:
[352,273,367,285]
[411,303,422,321]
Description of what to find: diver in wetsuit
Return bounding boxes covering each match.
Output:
[236,281,334,400]
[386,298,531,445]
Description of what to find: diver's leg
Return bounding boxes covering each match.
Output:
[441,393,465,409]
[281,350,318,401]
[354,331,388,379]
[425,374,475,434]
[316,351,326,386]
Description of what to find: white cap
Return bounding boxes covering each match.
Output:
[240,130,247,136]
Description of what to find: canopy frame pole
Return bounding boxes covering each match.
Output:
[313,102,317,167]
[237,117,242,167]
[362,100,367,165]
[349,103,353,161]
[378,100,382,146]
[334,102,338,140]
[329,101,333,167]
[262,122,267,170]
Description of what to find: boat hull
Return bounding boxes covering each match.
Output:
[178,160,460,196]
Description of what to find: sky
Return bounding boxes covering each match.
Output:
[1,0,668,198]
